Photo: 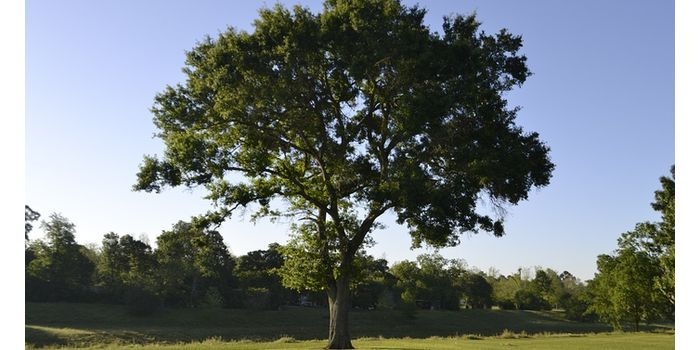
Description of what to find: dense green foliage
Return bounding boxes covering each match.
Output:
[132,0,554,347]
[24,208,594,320]
[24,195,673,348]
[234,243,300,309]
[155,221,238,308]
[25,214,95,302]
[588,166,675,330]
[95,232,160,314]
[25,173,674,329]
[26,190,672,331]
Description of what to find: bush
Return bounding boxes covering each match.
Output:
[562,294,596,322]
[514,290,550,310]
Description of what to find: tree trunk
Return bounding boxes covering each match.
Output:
[326,277,353,349]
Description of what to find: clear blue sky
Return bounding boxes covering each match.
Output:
[25,0,674,281]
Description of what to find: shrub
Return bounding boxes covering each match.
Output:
[514,289,550,310]
[561,293,596,322]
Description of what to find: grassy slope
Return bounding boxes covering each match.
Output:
[25,303,672,349]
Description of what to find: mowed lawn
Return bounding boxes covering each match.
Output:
[25,303,673,349]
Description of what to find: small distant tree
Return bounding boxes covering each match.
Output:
[388,253,466,311]
[350,255,391,309]
[26,213,95,301]
[491,272,524,310]
[95,232,158,305]
[155,221,235,307]
[556,271,591,321]
[415,253,462,310]
[529,269,554,310]
[460,273,493,309]
[390,260,428,303]
[236,243,297,309]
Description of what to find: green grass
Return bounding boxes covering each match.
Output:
[24,333,675,350]
[25,303,674,349]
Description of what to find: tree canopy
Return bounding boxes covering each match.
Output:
[134,0,553,347]
[26,213,95,301]
[589,166,675,330]
[155,221,236,307]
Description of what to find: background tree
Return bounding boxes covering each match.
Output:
[235,243,298,309]
[491,270,525,310]
[414,253,461,310]
[349,255,392,310]
[154,221,236,307]
[25,205,41,240]
[556,271,592,321]
[96,232,125,299]
[95,232,159,311]
[133,0,553,347]
[589,166,675,329]
[389,259,424,316]
[460,272,493,309]
[25,205,41,266]
[26,213,95,301]
[588,249,660,331]
[527,269,555,310]
[618,166,674,318]
[390,253,474,311]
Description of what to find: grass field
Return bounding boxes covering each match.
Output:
[25,303,674,349]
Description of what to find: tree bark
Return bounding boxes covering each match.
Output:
[326,276,353,349]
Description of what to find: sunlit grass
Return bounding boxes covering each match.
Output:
[25,332,674,350]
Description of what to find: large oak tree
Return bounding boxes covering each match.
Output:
[134,0,553,347]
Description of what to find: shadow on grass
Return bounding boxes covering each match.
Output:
[25,326,67,348]
[26,325,160,348]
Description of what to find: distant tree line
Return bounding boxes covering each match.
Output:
[24,166,673,328]
[24,209,587,319]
